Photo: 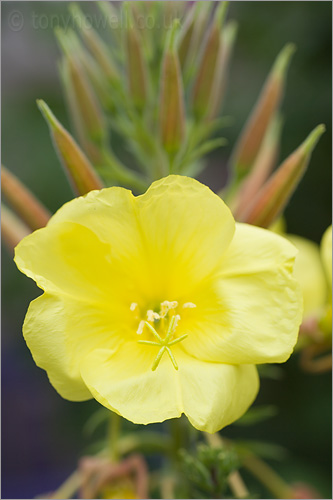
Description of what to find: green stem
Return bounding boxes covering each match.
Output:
[108,412,122,462]
[99,149,149,192]
[243,454,293,499]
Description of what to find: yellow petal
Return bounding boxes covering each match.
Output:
[287,234,327,317]
[135,176,235,297]
[15,221,142,305]
[23,294,92,400]
[80,344,259,433]
[23,292,133,401]
[181,223,302,364]
[178,357,259,433]
[49,176,235,299]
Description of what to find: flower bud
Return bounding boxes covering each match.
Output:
[191,2,228,118]
[37,100,104,196]
[183,1,213,81]
[124,2,148,111]
[1,166,51,230]
[207,20,237,120]
[68,56,106,144]
[1,204,31,253]
[69,3,118,83]
[231,43,296,175]
[159,20,185,154]
[233,115,282,217]
[55,27,107,145]
[238,124,325,227]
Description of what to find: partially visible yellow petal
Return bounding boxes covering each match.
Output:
[181,223,302,364]
[287,234,327,317]
[321,225,332,288]
[80,343,259,433]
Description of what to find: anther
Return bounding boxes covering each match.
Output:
[137,320,145,335]
[160,300,178,317]
[130,302,138,311]
[147,310,160,322]
[183,302,197,309]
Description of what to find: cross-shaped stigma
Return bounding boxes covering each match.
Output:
[138,315,188,371]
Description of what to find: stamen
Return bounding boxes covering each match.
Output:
[137,320,145,335]
[147,309,160,322]
[130,302,138,311]
[183,302,197,309]
[160,300,178,317]
[174,314,181,328]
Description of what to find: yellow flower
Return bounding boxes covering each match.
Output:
[14,176,302,433]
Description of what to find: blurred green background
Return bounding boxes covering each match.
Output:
[2,2,331,499]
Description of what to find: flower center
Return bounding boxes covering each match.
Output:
[129,300,196,371]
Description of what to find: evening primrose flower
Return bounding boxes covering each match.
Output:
[14,176,302,433]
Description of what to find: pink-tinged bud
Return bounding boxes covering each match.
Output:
[207,20,237,121]
[67,56,106,144]
[159,20,186,154]
[1,166,51,230]
[69,4,118,83]
[183,2,213,81]
[233,115,282,217]
[1,205,31,253]
[191,2,228,118]
[231,43,296,174]
[290,482,321,499]
[58,56,106,167]
[124,3,148,111]
[238,125,325,227]
[37,100,104,196]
